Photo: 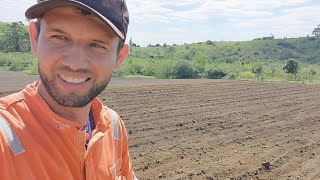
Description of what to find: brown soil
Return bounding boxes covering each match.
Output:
[1,70,320,180]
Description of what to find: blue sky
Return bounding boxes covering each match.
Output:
[1,0,320,47]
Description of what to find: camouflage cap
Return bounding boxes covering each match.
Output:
[25,0,129,40]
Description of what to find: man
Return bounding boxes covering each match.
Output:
[0,0,137,179]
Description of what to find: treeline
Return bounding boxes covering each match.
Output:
[0,22,35,73]
[0,22,30,52]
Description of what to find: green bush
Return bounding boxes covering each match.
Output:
[192,53,207,73]
[154,60,175,78]
[172,60,197,79]
[228,74,237,79]
[0,52,36,72]
[251,62,263,78]
[283,59,300,79]
[119,58,151,76]
[207,69,227,79]
[240,71,256,79]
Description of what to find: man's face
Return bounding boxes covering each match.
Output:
[29,7,127,107]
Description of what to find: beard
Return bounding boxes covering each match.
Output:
[38,67,111,108]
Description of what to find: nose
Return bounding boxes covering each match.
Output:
[62,44,89,71]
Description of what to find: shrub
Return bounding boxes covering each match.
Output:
[154,60,175,78]
[228,74,237,79]
[207,69,227,79]
[0,52,35,72]
[8,62,27,71]
[240,71,256,79]
[206,40,215,46]
[129,63,144,75]
[192,53,207,73]
[183,49,196,60]
[251,63,263,78]
[283,59,300,79]
[172,60,197,79]
[308,68,317,82]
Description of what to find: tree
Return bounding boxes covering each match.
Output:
[251,62,263,79]
[3,21,29,52]
[192,53,207,74]
[206,40,214,45]
[312,24,320,42]
[312,25,320,47]
[312,24,320,36]
[313,28,320,36]
[283,59,300,79]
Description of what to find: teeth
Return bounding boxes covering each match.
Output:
[60,75,86,84]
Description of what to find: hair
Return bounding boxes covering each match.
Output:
[35,7,124,54]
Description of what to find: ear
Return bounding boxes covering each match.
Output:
[28,21,39,54]
[113,44,129,70]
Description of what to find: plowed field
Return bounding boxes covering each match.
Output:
[1,70,320,179]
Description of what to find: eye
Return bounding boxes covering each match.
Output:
[89,43,106,49]
[51,35,68,40]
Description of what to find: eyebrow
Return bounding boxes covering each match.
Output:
[46,27,69,35]
[92,39,109,45]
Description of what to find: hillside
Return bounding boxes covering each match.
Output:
[117,37,320,81]
[0,20,320,82]
[129,37,320,64]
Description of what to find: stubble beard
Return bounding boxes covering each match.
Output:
[38,67,111,107]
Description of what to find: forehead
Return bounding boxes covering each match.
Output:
[41,6,118,39]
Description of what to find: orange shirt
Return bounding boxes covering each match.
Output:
[0,81,136,180]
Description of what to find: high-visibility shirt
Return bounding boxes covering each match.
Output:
[0,81,136,180]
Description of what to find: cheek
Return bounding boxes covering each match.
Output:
[36,40,61,75]
[94,60,113,76]
[90,56,116,81]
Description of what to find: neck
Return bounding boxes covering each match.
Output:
[37,83,91,124]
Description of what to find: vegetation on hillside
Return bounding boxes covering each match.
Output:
[0,21,320,83]
[120,24,320,83]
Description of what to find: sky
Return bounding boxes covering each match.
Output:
[1,0,320,47]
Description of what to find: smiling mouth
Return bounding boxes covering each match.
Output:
[59,75,90,84]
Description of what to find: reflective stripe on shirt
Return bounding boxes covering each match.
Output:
[0,115,25,155]
[109,109,120,140]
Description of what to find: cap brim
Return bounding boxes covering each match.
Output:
[25,0,124,39]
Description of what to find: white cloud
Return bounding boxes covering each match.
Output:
[127,0,313,24]
[125,0,319,45]
[0,0,318,46]
[237,5,320,37]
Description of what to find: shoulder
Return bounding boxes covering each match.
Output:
[0,92,27,156]
[103,106,125,126]
[0,91,25,110]
[0,91,28,126]
[0,92,28,135]
[0,114,25,155]
[102,106,128,139]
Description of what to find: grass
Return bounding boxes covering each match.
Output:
[123,75,156,78]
